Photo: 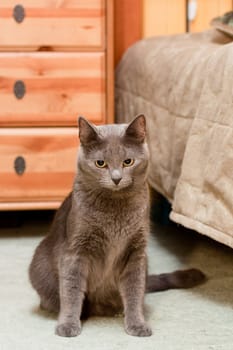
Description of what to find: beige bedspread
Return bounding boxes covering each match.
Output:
[115,30,233,248]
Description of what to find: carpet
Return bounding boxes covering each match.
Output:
[0,213,232,350]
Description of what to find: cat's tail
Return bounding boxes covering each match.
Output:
[146,268,207,293]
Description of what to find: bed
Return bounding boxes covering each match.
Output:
[115,29,233,248]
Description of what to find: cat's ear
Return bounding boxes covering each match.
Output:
[78,116,99,146]
[125,114,146,143]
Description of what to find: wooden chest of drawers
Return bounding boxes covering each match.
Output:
[0,0,105,50]
[0,0,113,210]
[0,52,106,126]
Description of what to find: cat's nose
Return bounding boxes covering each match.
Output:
[111,169,122,185]
[112,177,121,185]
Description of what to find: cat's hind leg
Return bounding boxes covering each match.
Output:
[40,296,59,313]
[29,238,60,314]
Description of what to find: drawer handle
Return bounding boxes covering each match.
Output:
[14,80,26,99]
[13,4,25,23]
[14,156,26,175]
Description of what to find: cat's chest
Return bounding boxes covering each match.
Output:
[81,205,148,294]
[86,213,142,290]
[94,202,148,237]
[87,239,127,293]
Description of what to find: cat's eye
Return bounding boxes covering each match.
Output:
[95,160,107,168]
[123,159,134,167]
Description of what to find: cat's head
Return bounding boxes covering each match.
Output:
[77,115,149,192]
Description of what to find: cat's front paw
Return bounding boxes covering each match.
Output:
[125,322,152,337]
[55,322,81,337]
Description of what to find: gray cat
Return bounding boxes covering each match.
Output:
[29,115,206,337]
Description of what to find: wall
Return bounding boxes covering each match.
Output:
[114,0,233,65]
[143,0,233,38]
[143,0,186,37]
[189,0,233,32]
[114,0,142,66]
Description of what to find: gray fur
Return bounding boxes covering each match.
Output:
[29,115,206,338]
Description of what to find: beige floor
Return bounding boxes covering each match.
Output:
[0,212,232,350]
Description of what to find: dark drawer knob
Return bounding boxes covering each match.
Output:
[14,80,26,99]
[13,4,25,23]
[14,156,26,175]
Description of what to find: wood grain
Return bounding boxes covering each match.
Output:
[0,128,78,203]
[0,201,63,210]
[0,0,105,50]
[189,0,233,32]
[0,53,106,126]
[0,0,114,210]
[106,0,114,122]
[143,0,186,37]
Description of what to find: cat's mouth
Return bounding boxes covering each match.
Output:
[101,180,134,192]
[111,184,125,191]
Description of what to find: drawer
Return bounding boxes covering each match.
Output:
[0,52,105,127]
[0,128,78,208]
[0,0,105,50]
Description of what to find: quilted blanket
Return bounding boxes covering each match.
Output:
[115,29,233,248]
